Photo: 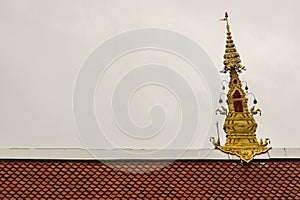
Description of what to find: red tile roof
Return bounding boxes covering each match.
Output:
[0,159,299,199]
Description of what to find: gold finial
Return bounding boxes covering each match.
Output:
[212,12,271,163]
[220,12,230,32]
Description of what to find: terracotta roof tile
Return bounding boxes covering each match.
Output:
[0,160,299,199]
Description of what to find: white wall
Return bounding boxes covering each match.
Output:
[0,0,299,148]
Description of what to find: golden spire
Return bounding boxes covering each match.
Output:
[212,12,271,163]
[220,12,245,73]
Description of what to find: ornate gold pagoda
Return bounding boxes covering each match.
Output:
[211,12,271,163]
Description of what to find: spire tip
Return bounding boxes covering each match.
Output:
[225,12,228,18]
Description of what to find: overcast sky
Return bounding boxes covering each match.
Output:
[0,0,299,149]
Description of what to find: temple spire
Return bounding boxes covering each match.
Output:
[220,12,245,73]
[212,12,271,163]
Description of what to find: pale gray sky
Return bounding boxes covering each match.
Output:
[0,0,299,148]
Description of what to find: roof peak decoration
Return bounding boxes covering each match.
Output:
[211,12,271,163]
[220,12,246,74]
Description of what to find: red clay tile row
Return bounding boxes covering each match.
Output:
[0,160,299,199]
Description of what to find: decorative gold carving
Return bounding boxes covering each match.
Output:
[212,12,271,163]
[215,106,228,116]
[250,106,262,116]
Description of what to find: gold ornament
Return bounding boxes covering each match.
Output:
[212,12,271,163]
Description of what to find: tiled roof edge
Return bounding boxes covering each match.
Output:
[0,148,299,160]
